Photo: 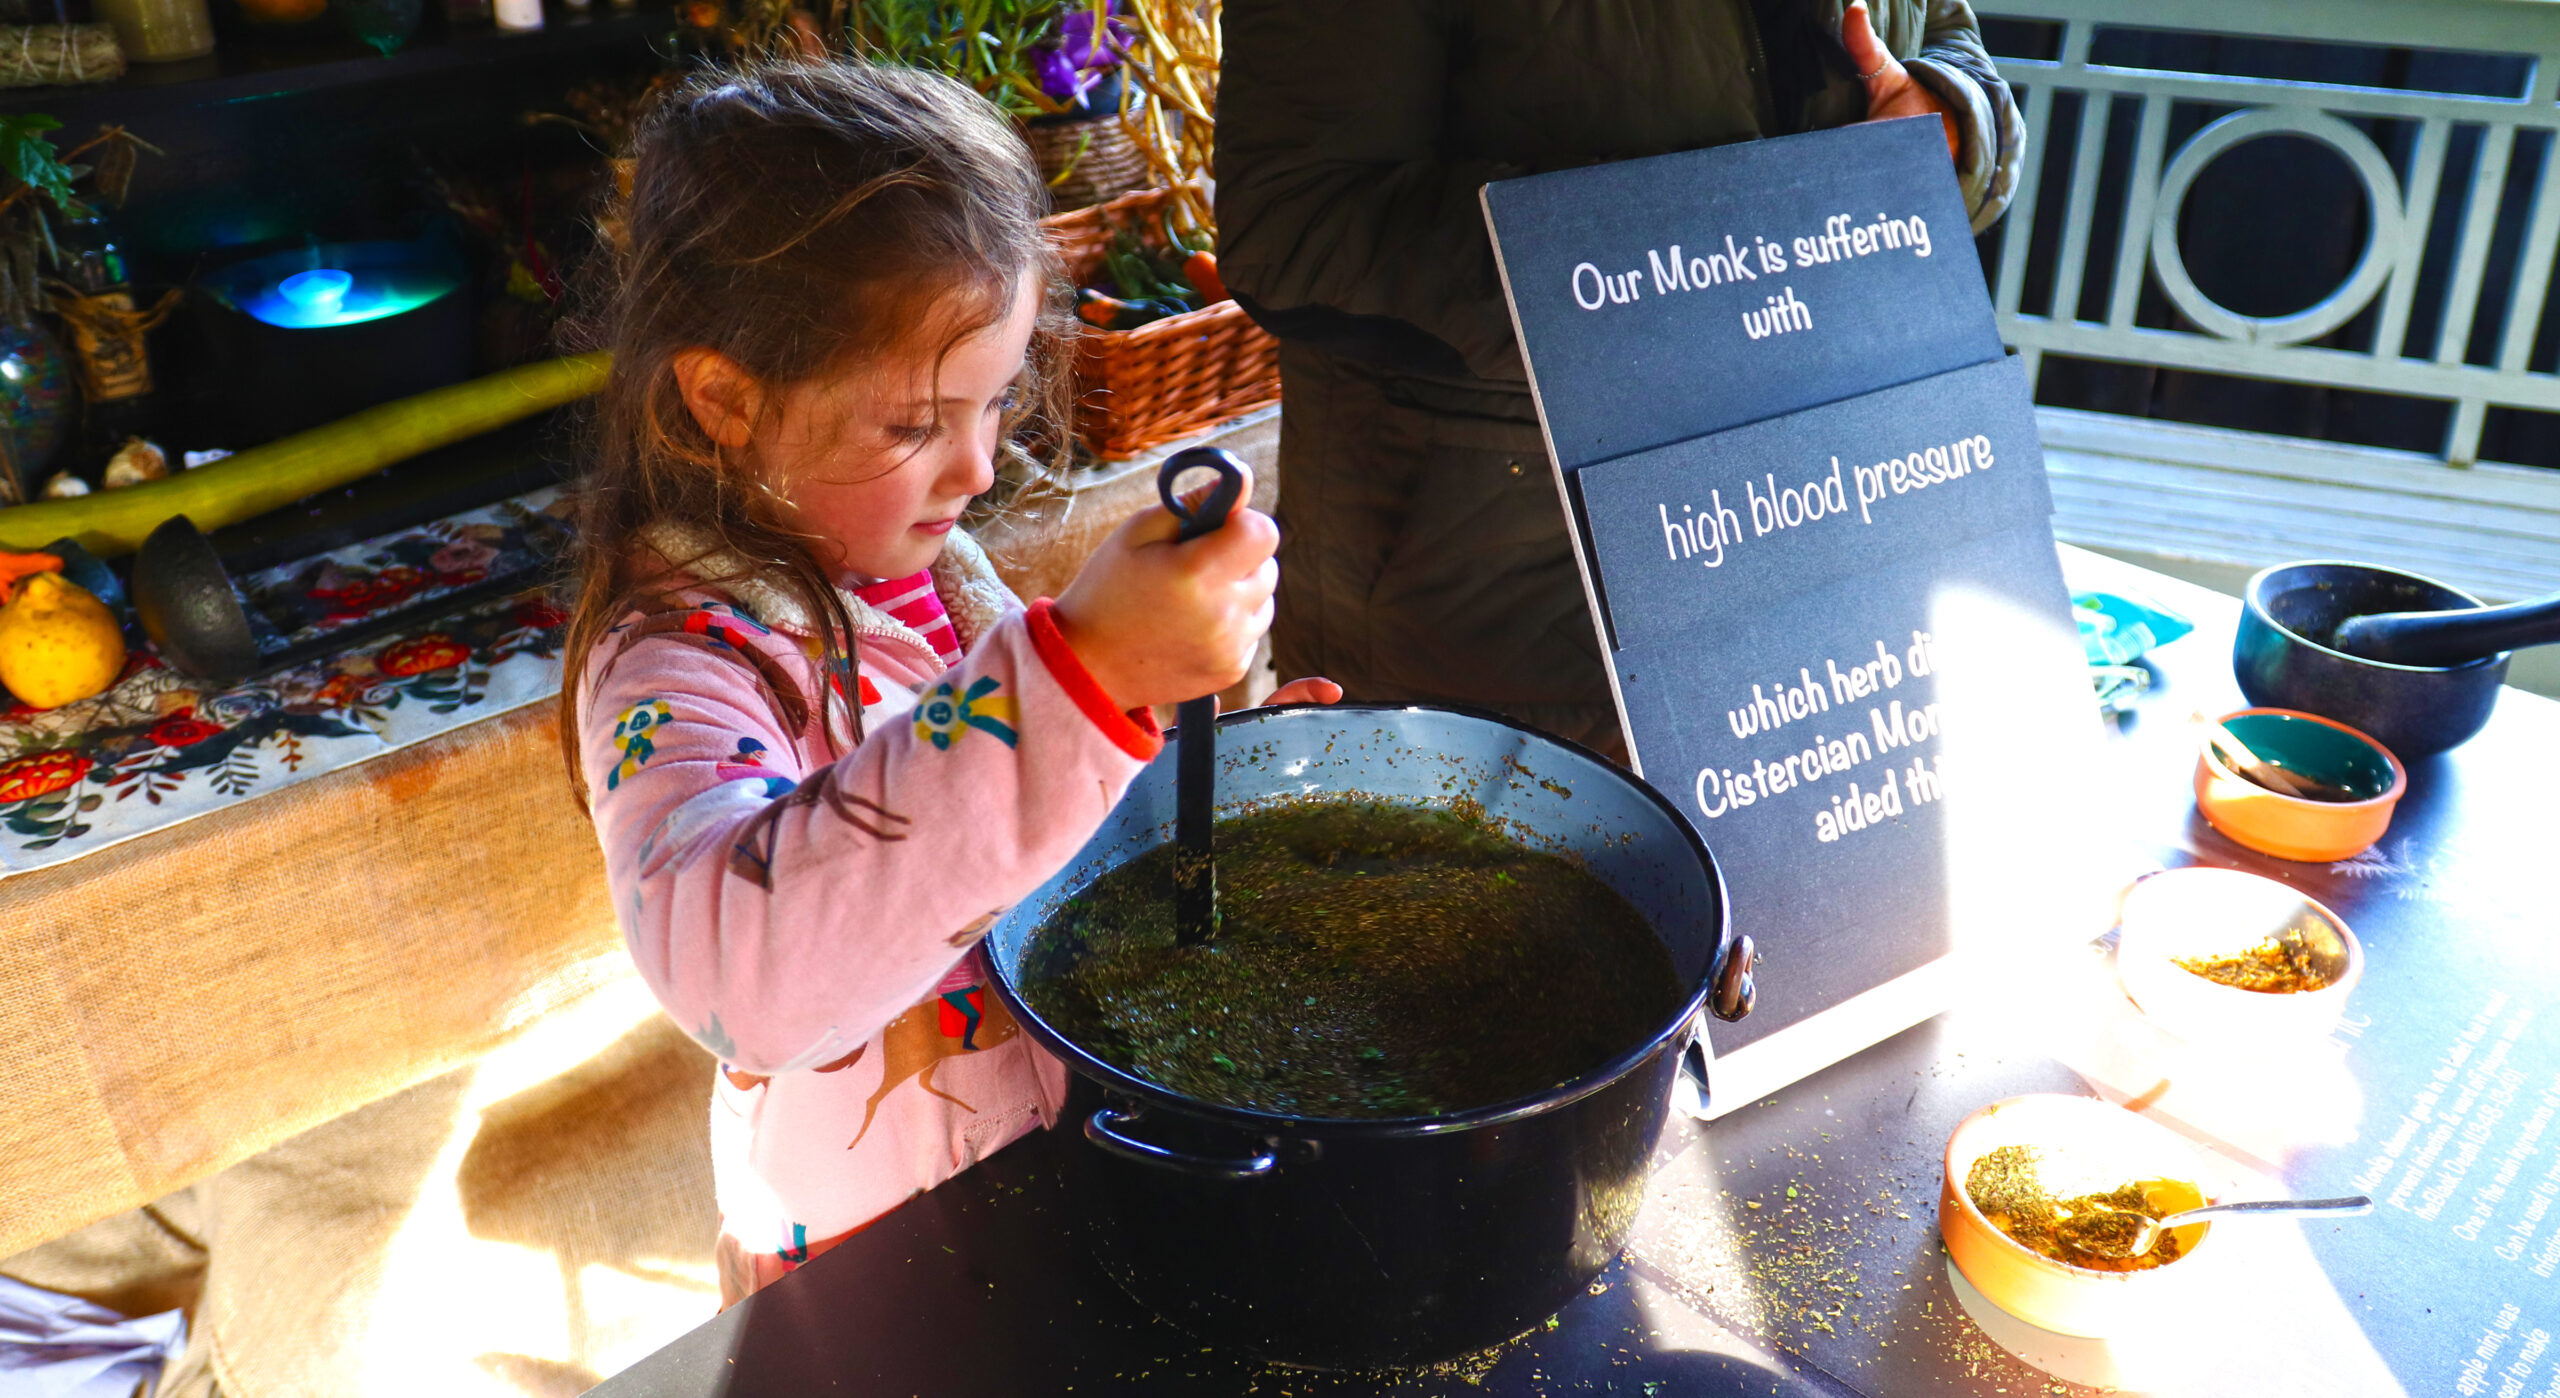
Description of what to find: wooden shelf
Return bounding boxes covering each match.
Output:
[0,1,671,119]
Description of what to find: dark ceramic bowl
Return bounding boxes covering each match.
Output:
[2236,561,2505,758]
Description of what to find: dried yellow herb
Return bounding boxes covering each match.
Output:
[2167,903,2344,995]
[1964,1144,2188,1273]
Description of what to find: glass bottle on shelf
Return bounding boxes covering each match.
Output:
[337,0,421,52]
[90,0,213,60]
[53,209,164,481]
[60,208,125,296]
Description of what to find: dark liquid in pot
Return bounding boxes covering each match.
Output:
[1019,797,1683,1118]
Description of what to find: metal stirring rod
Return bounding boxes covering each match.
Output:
[1158,447,1247,947]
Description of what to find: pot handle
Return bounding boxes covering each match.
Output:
[1085,1104,1280,1180]
[1673,1027,1715,1122]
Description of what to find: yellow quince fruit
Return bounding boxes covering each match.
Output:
[0,571,127,709]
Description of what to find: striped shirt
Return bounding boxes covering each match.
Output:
[853,569,962,668]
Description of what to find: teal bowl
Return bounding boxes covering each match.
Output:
[2195,708,2405,862]
[2221,712,2398,799]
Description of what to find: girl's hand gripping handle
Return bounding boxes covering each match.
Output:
[1051,450,1277,713]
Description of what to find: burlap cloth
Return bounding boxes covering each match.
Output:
[6,990,719,1396]
[0,700,632,1262]
[0,683,720,1393]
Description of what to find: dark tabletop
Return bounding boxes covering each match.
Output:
[593,547,2560,1398]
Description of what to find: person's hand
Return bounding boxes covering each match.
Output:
[1051,465,1281,712]
[1844,0,1959,161]
[1265,677,1343,706]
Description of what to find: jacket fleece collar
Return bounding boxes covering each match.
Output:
[638,520,1017,661]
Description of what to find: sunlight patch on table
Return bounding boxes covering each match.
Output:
[1923,579,2129,1016]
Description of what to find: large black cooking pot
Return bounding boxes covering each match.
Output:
[985,703,1736,1368]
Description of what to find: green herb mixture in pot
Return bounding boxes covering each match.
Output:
[1019,796,1684,1119]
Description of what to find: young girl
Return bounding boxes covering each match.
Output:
[561,61,1325,1307]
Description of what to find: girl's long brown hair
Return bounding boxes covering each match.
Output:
[558,59,1076,806]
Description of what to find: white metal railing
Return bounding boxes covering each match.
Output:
[1980,0,2560,598]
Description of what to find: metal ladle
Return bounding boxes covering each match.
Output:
[2091,1193,2371,1260]
[132,513,542,683]
[1157,446,1248,947]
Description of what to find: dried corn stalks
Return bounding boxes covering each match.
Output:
[1114,0,1216,236]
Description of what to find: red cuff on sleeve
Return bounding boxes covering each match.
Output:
[1025,599,1163,762]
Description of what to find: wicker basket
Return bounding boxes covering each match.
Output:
[1044,186,1282,461]
[1025,103,1153,214]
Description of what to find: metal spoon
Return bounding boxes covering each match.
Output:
[1157,446,1247,947]
[2094,1193,2371,1259]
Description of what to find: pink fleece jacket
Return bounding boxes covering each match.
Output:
[577,526,1159,1260]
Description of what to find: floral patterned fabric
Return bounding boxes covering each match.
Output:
[0,491,572,879]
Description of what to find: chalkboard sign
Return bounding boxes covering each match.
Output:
[1485,117,2003,473]
[1484,119,2113,1107]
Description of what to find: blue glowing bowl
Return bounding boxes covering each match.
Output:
[196,236,473,443]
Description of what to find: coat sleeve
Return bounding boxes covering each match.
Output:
[1213,0,1527,383]
[581,599,1160,1075]
[1898,0,2026,232]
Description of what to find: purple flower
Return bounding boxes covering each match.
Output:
[1031,48,1086,103]
[1057,4,1124,66]
[1031,1,1128,107]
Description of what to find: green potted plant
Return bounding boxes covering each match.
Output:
[848,0,1145,208]
[670,0,1147,209]
[835,0,1122,116]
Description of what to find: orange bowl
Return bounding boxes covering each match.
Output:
[2193,708,2404,862]
[1940,1095,2218,1338]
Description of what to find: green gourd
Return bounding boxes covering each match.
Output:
[0,353,611,557]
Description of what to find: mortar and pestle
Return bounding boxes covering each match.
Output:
[2235,561,2560,758]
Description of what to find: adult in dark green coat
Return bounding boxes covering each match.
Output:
[1217,0,2023,757]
